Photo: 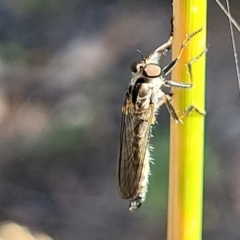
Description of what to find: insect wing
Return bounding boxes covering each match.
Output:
[118,97,152,199]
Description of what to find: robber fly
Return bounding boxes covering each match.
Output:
[118,19,205,211]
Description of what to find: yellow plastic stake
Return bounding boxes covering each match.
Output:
[167,1,207,240]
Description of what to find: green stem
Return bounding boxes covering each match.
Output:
[167,1,207,240]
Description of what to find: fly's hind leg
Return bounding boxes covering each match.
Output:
[165,95,180,123]
[157,93,206,123]
[179,105,206,122]
[165,99,206,123]
[155,94,181,123]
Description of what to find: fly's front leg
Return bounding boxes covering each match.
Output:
[154,17,174,55]
[162,28,203,76]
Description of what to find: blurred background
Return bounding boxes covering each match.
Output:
[0,0,239,239]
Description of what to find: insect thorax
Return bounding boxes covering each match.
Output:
[128,75,165,113]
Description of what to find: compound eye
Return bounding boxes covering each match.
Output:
[130,61,138,73]
[143,64,161,78]
[130,62,145,73]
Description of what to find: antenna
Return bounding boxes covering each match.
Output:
[136,49,145,61]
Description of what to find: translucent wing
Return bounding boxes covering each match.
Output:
[118,96,152,199]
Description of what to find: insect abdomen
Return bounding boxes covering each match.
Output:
[129,148,151,211]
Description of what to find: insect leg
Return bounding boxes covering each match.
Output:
[163,48,207,89]
[165,48,207,121]
[154,17,174,55]
[164,95,181,123]
[185,49,208,86]
[177,49,207,119]
[155,94,180,123]
[179,105,206,121]
[164,80,192,88]
[162,49,206,121]
[165,99,206,123]
[162,28,203,76]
